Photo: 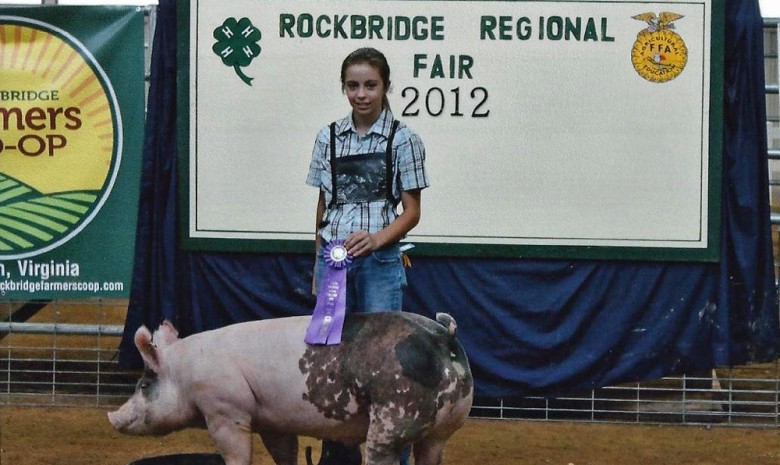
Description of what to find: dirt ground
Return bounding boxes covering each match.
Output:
[0,406,779,465]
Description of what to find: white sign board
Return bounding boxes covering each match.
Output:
[180,0,722,260]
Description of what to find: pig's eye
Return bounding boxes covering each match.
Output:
[137,377,154,392]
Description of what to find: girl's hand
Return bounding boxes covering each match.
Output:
[345,230,377,257]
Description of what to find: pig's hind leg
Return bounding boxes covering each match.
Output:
[411,436,446,465]
[363,443,401,465]
[259,430,298,465]
[362,408,410,465]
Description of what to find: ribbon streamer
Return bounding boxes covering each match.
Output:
[305,241,351,345]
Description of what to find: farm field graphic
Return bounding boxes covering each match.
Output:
[0,18,121,259]
[0,173,97,253]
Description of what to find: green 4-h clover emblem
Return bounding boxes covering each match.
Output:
[212,17,261,86]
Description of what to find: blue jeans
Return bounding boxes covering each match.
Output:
[315,242,407,312]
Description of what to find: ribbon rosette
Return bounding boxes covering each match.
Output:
[305,241,352,345]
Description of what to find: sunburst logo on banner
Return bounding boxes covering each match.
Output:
[0,17,121,259]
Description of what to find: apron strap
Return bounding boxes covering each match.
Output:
[385,119,400,206]
[328,122,337,209]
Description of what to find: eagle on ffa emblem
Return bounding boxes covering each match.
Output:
[630,12,688,83]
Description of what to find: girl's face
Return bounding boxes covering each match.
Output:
[343,63,386,124]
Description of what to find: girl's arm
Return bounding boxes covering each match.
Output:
[345,189,421,257]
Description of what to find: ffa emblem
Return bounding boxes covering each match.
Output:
[630,12,688,83]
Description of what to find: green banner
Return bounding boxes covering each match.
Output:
[0,6,144,298]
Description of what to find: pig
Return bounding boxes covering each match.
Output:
[108,311,473,465]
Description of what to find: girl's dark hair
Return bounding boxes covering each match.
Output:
[340,47,391,108]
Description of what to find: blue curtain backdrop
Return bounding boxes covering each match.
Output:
[119,0,780,398]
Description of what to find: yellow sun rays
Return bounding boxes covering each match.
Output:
[0,23,114,194]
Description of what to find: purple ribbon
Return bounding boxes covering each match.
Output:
[305,240,352,345]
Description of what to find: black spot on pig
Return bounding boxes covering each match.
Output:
[339,316,366,342]
[395,331,443,389]
[137,369,159,400]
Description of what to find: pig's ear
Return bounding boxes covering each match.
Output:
[153,320,180,348]
[134,326,163,373]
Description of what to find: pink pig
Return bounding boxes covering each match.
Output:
[108,312,473,465]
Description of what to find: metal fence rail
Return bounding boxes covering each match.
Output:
[0,322,123,336]
[0,300,135,407]
[472,367,780,427]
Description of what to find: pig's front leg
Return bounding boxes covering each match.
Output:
[205,410,253,465]
[259,430,298,465]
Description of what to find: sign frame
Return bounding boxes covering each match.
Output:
[178,0,724,262]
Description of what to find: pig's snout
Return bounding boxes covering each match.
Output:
[108,405,140,434]
[107,410,122,429]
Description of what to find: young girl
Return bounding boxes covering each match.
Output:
[305,47,428,465]
[307,47,429,311]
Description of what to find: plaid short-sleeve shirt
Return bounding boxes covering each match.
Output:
[306,109,429,242]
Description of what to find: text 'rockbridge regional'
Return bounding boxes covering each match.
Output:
[278,13,615,43]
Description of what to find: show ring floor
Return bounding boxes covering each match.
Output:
[1,406,779,465]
